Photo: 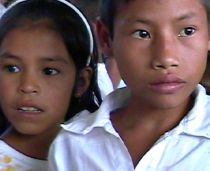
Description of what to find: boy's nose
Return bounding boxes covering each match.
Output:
[152,58,179,70]
[152,34,179,70]
[19,73,39,94]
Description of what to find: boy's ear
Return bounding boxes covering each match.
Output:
[74,67,93,98]
[208,38,210,51]
[95,18,113,57]
[208,24,210,50]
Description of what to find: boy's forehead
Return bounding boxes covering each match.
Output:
[116,0,207,17]
[117,0,206,8]
[112,0,209,33]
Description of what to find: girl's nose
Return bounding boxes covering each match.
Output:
[19,73,40,94]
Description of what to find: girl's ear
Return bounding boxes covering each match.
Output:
[74,67,93,98]
[95,18,113,57]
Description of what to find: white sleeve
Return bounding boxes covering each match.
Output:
[48,131,72,171]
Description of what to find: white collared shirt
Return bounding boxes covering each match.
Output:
[48,85,210,171]
[0,4,6,18]
[97,63,126,99]
[97,63,114,99]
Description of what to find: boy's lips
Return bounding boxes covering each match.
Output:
[149,76,186,94]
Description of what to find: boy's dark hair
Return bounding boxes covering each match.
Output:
[70,0,100,21]
[100,0,119,38]
[100,0,210,38]
[0,0,102,126]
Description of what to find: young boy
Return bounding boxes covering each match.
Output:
[201,53,210,94]
[49,0,210,170]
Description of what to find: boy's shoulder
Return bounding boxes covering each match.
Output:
[182,86,210,138]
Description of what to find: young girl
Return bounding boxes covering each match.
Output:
[0,0,101,170]
[49,0,210,170]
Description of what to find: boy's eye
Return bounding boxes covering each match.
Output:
[43,68,59,76]
[179,27,196,37]
[132,29,151,39]
[5,65,20,73]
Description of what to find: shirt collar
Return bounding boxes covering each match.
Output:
[61,87,130,135]
[62,85,210,138]
[176,84,210,138]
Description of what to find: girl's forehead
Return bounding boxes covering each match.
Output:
[8,18,63,41]
[0,26,72,65]
[16,18,55,30]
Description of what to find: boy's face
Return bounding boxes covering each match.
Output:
[0,26,76,136]
[104,0,210,109]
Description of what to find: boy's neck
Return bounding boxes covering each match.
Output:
[110,94,194,166]
[111,93,194,134]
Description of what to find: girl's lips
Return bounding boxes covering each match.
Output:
[149,76,186,94]
[18,106,43,113]
[16,103,44,117]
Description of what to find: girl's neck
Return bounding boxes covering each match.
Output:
[0,126,60,160]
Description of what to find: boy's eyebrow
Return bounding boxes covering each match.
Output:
[176,12,198,21]
[131,12,199,24]
[132,18,151,25]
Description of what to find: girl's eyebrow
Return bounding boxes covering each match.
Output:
[0,52,19,60]
[0,52,70,64]
[41,56,70,64]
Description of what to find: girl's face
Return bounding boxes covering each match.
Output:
[107,0,210,110]
[0,25,76,135]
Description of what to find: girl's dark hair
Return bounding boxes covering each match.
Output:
[0,0,102,126]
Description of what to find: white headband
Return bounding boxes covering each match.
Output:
[6,0,94,66]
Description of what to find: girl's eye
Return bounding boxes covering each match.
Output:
[43,68,59,76]
[132,29,151,39]
[5,65,20,73]
[179,27,196,37]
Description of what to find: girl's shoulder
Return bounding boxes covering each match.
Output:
[0,140,47,171]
